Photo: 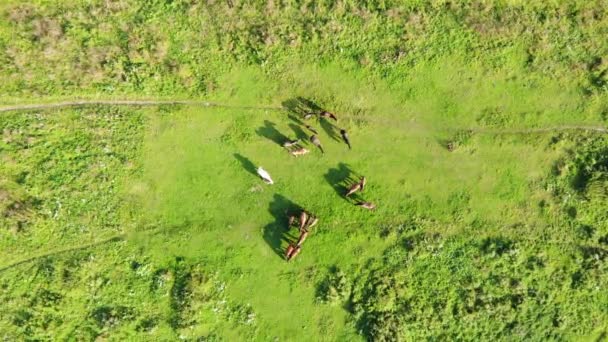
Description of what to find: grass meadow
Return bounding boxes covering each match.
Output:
[1,1,608,340]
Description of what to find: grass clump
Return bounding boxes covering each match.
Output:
[317,267,352,306]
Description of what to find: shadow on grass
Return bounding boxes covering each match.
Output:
[263,194,303,259]
[256,120,290,146]
[233,153,257,177]
[288,123,309,141]
[282,97,323,117]
[324,163,359,201]
[283,97,323,133]
[287,115,305,129]
[320,119,341,142]
[284,97,341,145]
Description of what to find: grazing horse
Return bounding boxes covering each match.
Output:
[320,111,338,121]
[288,215,297,229]
[359,176,367,191]
[310,135,324,154]
[299,211,309,231]
[257,167,274,184]
[340,129,351,149]
[288,246,302,261]
[296,230,309,247]
[346,176,366,197]
[283,139,300,148]
[356,201,376,210]
[304,216,318,230]
[290,147,310,157]
[283,210,318,261]
[285,244,296,260]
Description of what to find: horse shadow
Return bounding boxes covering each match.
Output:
[288,123,309,141]
[320,119,341,142]
[282,97,324,117]
[233,153,257,177]
[263,194,303,259]
[256,120,290,146]
[284,97,339,143]
[324,163,360,202]
[287,113,306,126]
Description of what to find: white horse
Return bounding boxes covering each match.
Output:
[257,167,274,184]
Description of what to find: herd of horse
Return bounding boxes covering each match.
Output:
[283,174,373,261]
[255,105,376,261]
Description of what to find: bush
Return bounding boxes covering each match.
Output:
[317,268,352,305]
[566,136,608,196]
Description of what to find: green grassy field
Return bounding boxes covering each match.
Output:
[2,1,608,340]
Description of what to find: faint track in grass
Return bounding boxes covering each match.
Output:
[0,226,170,274]
[0,100,283,113]
[466,126,608,135]
[0,234,125,274]
[1,100,605,135]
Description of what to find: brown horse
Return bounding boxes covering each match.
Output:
[304,216,318,230]
[285,244,296,260]
[320,111,338,121]
[345,176,366,197]
[296,230,309,247]
[299,211,309,231]
[290,147,310,157]
[288,246,302,261]
[356,201,376,210]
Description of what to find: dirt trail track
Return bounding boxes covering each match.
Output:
[1,100,605,135]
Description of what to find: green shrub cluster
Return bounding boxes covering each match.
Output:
[0,108,144,253]
[317,268,352,305]
[327,230,608,340]
[1,1,607,97]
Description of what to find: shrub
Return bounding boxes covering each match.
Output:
[317,268,352,305]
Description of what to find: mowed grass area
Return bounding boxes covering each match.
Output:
[2,0,608,340]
